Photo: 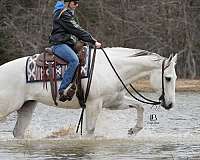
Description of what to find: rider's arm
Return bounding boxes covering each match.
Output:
[59,10,97,44]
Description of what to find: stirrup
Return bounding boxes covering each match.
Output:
[65,83,76,101]
[59,92,69,102]
[59,84,76,102]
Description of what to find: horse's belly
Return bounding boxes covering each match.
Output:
[102,92,124,108]
[37,97,81,109]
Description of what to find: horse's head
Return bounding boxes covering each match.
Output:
[150,54,177,110]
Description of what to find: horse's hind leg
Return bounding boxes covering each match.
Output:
[13,100,37,138]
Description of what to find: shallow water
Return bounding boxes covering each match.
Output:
[0,92,200,160]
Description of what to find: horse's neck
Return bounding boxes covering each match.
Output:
[111,54,161,84]
[94,48,162,88]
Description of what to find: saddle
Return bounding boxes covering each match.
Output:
[36,41,86,67]
[36,48,67,67]
[35,41,87,105]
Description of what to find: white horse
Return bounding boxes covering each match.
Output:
[0,47,177,138]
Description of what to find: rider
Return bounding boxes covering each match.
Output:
[49,0,101,102]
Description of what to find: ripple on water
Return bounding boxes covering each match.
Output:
[0,92,200,159]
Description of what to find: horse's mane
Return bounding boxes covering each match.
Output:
[130,50,153,57]
[106,47,163,61]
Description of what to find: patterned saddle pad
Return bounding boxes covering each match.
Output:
[26,51,91,83]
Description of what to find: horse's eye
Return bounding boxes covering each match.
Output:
[165,77,171,82]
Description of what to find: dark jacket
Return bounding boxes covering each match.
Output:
[49,8,96,47]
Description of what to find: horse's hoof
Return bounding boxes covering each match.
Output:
[128,127,142,135]
[128,128,135,135]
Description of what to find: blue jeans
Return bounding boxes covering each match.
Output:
[52,44,79,93]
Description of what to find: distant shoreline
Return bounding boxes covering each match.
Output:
[132,79,200,92]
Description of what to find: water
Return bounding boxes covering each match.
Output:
[0,92,200,159]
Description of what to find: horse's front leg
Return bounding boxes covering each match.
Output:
[85,98,102,135]
[123,96,144,135]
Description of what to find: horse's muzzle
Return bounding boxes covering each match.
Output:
[162,102,173,110]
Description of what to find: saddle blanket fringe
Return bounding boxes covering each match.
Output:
[26,54,90,83]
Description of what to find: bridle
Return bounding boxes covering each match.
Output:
[100,47,169,107]
[158,59,167,107]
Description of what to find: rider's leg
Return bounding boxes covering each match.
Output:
[52,44,79,93]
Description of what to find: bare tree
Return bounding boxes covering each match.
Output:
[1,0,200,78]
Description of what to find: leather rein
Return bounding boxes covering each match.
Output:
[76,47,168,134]
[76,46,97,135]
[100,47,168,106]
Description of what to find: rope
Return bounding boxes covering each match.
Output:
[76,47,97,134]
[129,84,160,104]
[76,47,165,135]
[100,47,161,105]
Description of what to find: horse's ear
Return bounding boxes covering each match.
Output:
[172,54,177,64]
[169,54,173,62]
[166,54,173,65]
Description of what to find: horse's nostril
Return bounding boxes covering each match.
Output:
[162,102,173,110]
[166,103,173,110]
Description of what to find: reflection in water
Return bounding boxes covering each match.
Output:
[0,92,200,159]
[1,139,200,160]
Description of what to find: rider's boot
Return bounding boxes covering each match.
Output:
[59,83,76,102]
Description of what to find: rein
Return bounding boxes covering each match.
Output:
[100,47,166,106]
[76,46,97,135]
[76,47,166,135]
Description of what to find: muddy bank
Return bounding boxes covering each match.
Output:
[132,79,200,92]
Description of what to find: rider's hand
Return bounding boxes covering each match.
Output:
[95,41,101,48]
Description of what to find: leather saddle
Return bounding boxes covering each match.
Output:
[36,41,86,67]
[36,48,67,67]
[35,41,87,105]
